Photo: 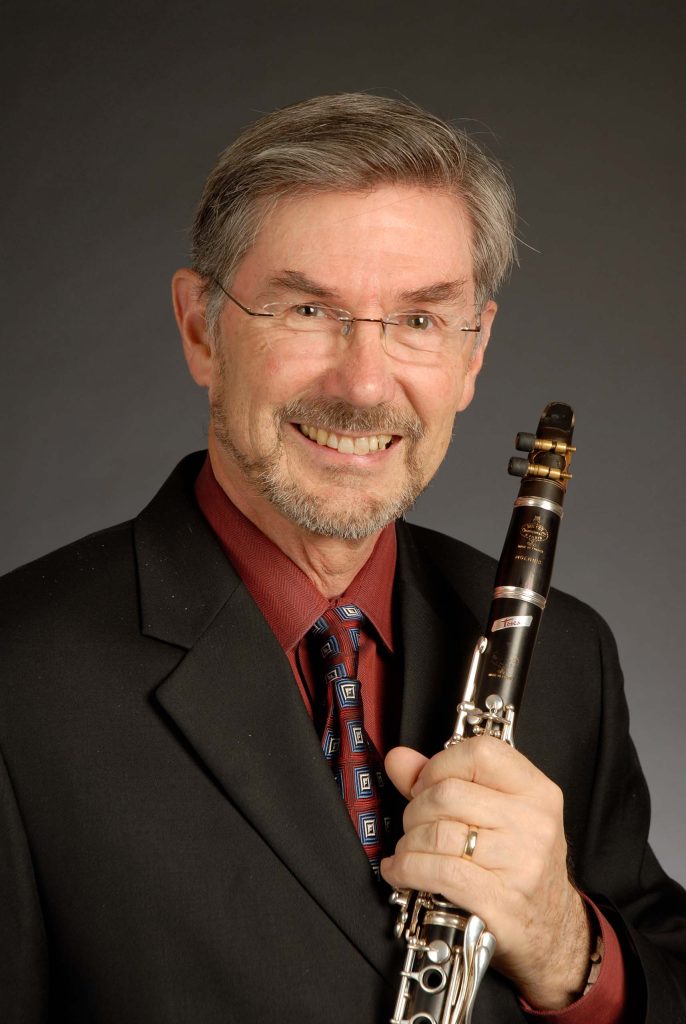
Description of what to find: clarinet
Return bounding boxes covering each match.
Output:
[389,401,576,1024]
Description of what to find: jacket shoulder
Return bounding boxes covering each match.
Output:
[0,452,208,642]
[0,521,137,640]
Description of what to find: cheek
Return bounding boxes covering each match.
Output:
[216,345,319,447]
[411,365,466,435]
[217,343,283,408]
[261,350,292,390]
[259,351,339,416]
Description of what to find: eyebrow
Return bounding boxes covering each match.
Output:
[266,270,339,300]
[266,270,469,307]
[397,279,468,306]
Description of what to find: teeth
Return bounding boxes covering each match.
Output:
[298,423,394,454]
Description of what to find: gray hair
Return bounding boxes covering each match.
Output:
[191,93,517,332]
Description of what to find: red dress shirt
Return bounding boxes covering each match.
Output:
[194,455,626,1023]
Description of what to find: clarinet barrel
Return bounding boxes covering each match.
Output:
[390,401,576,1024]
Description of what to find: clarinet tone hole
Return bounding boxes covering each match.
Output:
[410,1014,437,1024]
[419,966,447,993]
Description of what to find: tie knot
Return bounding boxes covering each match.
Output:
[310,604,365,671]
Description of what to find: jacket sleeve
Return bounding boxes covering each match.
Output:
[574,611,686,1024]
[0,746,48,1023]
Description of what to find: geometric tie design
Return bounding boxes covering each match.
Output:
[310,603,390,876]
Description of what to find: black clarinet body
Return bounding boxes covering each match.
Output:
[390,402,576,1024]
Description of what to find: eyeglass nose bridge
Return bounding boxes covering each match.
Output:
[339,315,392,339]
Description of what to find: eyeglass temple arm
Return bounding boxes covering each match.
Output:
[213,279,275,318]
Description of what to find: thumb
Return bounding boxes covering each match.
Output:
[385,746,429,800]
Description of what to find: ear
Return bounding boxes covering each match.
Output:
[456,299,497,412]
[171,269,214,388]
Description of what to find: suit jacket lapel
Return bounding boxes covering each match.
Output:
[156,587,397,975]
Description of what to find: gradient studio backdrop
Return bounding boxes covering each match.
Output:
[2,2,684,882]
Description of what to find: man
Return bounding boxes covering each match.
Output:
[1,94,684,1023]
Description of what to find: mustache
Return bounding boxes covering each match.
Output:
[280,399,425,440]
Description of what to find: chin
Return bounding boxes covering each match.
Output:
[265,478,422,540]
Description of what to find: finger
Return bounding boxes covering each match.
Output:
[411,734,552,800]
[400,800,563,884]
[384,745,428,800]
[395,819,505,872]
[380,847,501,924]
[401,776,507,834]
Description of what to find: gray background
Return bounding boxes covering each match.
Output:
[2,1,684,882]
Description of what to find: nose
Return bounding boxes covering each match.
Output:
[321,318,397,408]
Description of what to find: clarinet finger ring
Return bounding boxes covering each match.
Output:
[462,826,479,860]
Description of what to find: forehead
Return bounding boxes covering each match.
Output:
[232,186,475,302]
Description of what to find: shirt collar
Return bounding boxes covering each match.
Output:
[194,455,396,653]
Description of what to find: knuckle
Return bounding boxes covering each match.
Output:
[394,831,409,855]
[393,849,415,878]
[436,854,464,892]
[530,801,562,850]
[433,817,460,854]
[432,776,460,809]
[508,886,529,920]
[549,780,565,814]
[539,775,563,807]
[468,733,499,778]
[539,813,559,847]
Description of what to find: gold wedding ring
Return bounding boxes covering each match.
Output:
[462,826,478,860]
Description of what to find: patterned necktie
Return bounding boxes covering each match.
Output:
[310,604,389,875]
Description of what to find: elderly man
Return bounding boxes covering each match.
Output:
[1,94,684,1024]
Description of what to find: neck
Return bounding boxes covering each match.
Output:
[208,449,382,599]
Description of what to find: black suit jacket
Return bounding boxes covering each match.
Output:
[1,453,685,1023]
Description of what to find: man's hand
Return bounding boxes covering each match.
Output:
[380,736,592,1010]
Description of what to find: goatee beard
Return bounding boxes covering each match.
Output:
[210,392,427,540]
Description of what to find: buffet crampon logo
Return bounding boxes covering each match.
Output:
[521,516,549,543]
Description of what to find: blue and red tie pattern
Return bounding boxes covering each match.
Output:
[310,604,390,875]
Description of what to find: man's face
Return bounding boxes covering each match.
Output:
[198,186,495,539]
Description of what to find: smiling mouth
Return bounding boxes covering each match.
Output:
[297,423,395,455]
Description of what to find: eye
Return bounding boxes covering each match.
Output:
[400,313,437,332]
[293,303,331,319]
